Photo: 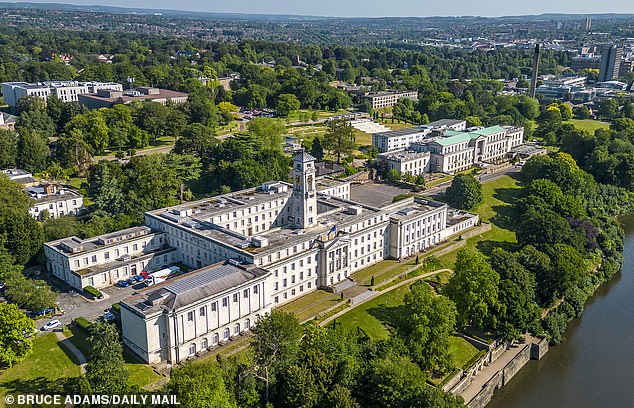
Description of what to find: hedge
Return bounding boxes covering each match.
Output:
[74,316,93,333]
[84,286,103,299]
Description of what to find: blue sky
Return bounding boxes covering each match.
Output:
[26,0,634,17]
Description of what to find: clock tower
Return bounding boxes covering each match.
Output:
[290,150,317,229]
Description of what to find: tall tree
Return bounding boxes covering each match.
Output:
[444,174,482,210]
[168,360,236,408]
[0,302,36,367]
[400,281,457,374]
[250,311,302,402]
[0,129,18,168]
[85,321,129,394]
[444,248,500,330]
[322,118,355,164]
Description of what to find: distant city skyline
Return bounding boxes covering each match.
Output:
[12,0,634,17]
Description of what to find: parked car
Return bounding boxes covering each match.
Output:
[133,275,145,282]
[42,320,62,331]
[101,310,116,322]
[117,280,130,287]
[35,307,55,317]
[126,277,136,285]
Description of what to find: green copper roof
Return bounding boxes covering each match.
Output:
[467,125,506,137]
[433,133,473,146]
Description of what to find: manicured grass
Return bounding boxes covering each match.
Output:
[278,289,338,314]
[351,259,400,284]
[65,325,160,388]
[448,336,479,369]
[335,285,411,340]
[354,129,372,146]
[568,119,610,133]
[0,333,81,401]
[438,174,522,266]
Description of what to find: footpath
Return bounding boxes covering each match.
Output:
[55,331,87,373]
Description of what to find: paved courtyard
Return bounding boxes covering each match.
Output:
[350,182,415,208]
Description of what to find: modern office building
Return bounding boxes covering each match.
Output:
[1,81,123,107]
[77,87,188,109]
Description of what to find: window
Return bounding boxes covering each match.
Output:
[104,252,109,260]
[253,285,259,294]
[222,298,228,307]
[91,255,97,263]
[274,282,279,290]
[189,343,196,355]
[234,324,240,334]
[243,289,249,298]
[211,302,217,312]
[187,311,194,321]
[233,293,238,302]
[201,338,208,349]
[223,328,230,340]
[74,260,80,268]
[200,307,205,317]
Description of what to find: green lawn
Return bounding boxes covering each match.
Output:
[448,336,479,368]
[0,333,81,402]
[567,119,610,133]
[278,289,338,314]
[351,259,400,284]
[336,285,411,340]
[438,174,522,268]
[65,326,160,388]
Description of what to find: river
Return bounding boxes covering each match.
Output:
[487,215,634,408]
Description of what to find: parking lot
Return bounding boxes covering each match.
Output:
[36,277,145,330]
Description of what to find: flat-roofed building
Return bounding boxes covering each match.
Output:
[44,226,177,290]
[379,150,431,176]
[78,87,188,109]
[1,81,123,107]
[120,261,270,364]
[362,90,418,109]
[372,120,467,153]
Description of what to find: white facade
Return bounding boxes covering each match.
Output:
[44,226,177,290]
[363,90,419,109]
[25,185,84,220]
[1,81,123,107]
[380,150,431,176]
[372,119,467,153]
[121,262,270,364]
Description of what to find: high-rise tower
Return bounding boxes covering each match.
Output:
[529,43,541,99]
[599,44,623,82]
[290,150,317,229]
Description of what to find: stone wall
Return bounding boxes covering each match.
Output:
[468,371,503,408]
[530,337,549,360]
[502,345,530,385]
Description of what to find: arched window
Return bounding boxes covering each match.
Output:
[245,318,251,330]
[189,343,196,356]
[201,338,208,350]
[234,324,240,335]
[213,333,219,345]
[223,328,230,340]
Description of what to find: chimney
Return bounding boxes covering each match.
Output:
[44,184,55,194]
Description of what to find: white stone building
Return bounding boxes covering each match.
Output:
[45,151,479,364]
[379,150,431,176]
[372,119,467,153]
[120,261,269,364]
[25,184,84,220]
[44,226,178,290]
[1,81,123,107]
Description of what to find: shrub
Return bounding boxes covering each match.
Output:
[84,286,103,299]
[75,317,93,333]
